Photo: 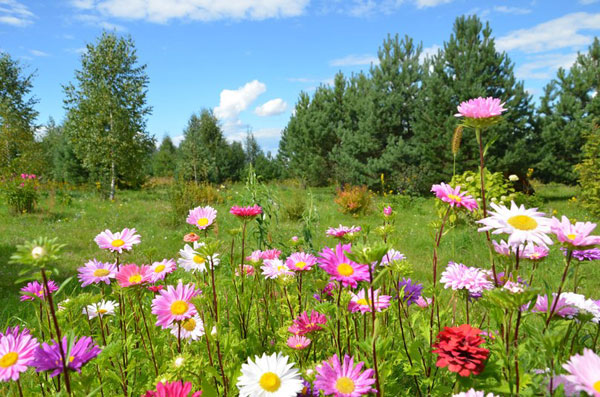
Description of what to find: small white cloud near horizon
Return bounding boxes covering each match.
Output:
[580,0,599,4]
[30,49,49,57]
[0,0,35,27]
[419,44,440,63]
[415,0,453,9]
[493,6,531,15]
[330,54,379,67]
[255,98,288,117]
[214,80,266,121]
[516,52,578,80]
[228,127,283,143]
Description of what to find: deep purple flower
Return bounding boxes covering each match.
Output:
[297,379,319,396]
[34,336,101,377]
[564,247,600,261]
[20,280,58,302]
[397,278,423,306]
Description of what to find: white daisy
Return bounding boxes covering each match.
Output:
[177,242,207,273]
[83,300,118,319]
[261,259,294,280]
[477,201,553,248]
[169,315,205,341]
[237,352,303,397]
[562,293,600,323]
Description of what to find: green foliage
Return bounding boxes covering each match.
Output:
[0,173,39,214]
[281,196,306,220]
[334,184,372,215]
[152,136,177,177]
[169,180,223,221]
[576,122,600,216]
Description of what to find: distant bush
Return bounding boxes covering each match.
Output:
[282,197,306,220]
[1,173,39,214]
[576,122,600,216]
[334,184,372,216]
[170,180,223,220]
[143,177,175,190]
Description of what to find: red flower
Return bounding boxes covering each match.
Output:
[230,205,262,219]
[184,233,199,242]
[147,285,164,293]
[432,324,489,377]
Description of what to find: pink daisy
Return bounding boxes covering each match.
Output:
[288,310,327,336]
[455,97,507,119]
[551,216,600,248]
[115,264,153,288]
[94,228,141,253]
[20,280,58,302]
[0,327,38,381]
[326,225,361,239]
[230,205,262,219]
[431,183,478,212]
[149,259,176,283]
[286,252,318,272]
[260,249,282,260]
[235,265,255,277]
[287,335,311,350]
[186,205,217,230]
[348,289,391,314]
[261,259,294,279]
[314,354,376,397]
[318,244,370,288]
[416,296,432,308]
[77,259,117,287]
[246,250,263,264]
[563,348,600,396]
[143,380,202,397]
[383,206,392,217]
[151,282,199,329]
[529,294,578,318]
[440,262,494,296]
[522,243,549,261]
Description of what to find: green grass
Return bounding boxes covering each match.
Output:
[0,181,596,325]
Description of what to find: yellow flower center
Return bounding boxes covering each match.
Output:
[93,268,110,277]
[295,343,303,348]
[567,233,576,240]
[69,356,75,362]
[447,194,462,202]
[295,261,307,269]
[259,372,281,392]
[337,263,354,276]
[111,239,125,247]
[594,380,600,393]
[128,274,142,284]
[277,266,285,272]
[0,352,18,368]
[197,218,209,227]
[98,309,108,314]
[170,300,189,315]
[154,265,166,273]
[507,215,538,231]
[182,318,196,331]
[356,298,371,306]
[193,255,205,264]
[335,377,356,394]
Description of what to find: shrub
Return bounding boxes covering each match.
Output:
[170,180,223,220]
[576,122,600,217]
[0,173,39,213]
[334,184,372,216]
[282,197,306,220]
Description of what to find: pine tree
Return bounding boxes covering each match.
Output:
[153,136,177,177]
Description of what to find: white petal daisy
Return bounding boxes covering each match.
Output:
[237,352,303,397]
[477,201,553,248]
[169,314,205,341]
[177,242,208,273]
[83,300,118,320]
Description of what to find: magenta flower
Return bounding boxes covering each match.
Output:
[563,348,600,396]
[318,244,369,288]
[143,380,203,397]
[115,264,152,288]
[551,216,600,248]
[522,243,549,261]
[261,259,294,279]
[235,265,255,277]
[326,225,361,239]
[314,354,376,397]
[149,259,176,283]
[151,282,199,329]
[186,205,217,230]
[286,252,318,272]
[440,262,494,296]
[569,248,600,261]
[383,206,392,217]
[287,335,311,350]
[431,183,478,212]
[348,289,391,314]
[288,310,327,336]
[34,336,100,377]
[260,249,281,260]
[20,280,58,302]
[77,259,117,287]
[528,294,578,318]
[94,228,141,253]
[455,97,506,119]
[230,205,262,219]
[0,327,38,381]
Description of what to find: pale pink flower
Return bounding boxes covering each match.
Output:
[455,97,507,119]
[348,289,391,313]
[186,206,217,230]
[151,283,199,329]
[326,224,361,238]
[431,183,478,211]
[287,335,311,350]
[261,259,294,279]
[94,228,141,253]
[563,348,600,396]
[551,216,600,248]
[286,252,317,272]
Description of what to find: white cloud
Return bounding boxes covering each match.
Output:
[515,53,578,80]
[75,13,126,30]
[0,0,34,26]
[497,12,600,53]
[419,44,440,63]
[580,0,599,4]
[330,54,379,67]
[493,6,531,15]
[30,49,49,57]
[255,98,288,116]
[214,80,266,121]
[71,0,309,23]
[414,0,452,9]
[228,127,282,142]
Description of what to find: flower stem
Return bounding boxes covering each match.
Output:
[545,249,573,329]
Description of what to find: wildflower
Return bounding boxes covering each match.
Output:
[508,175,519,182]
[152,283,199,329]
[298,379,319,397]
[551,216,600,248]
[77,259,117,287]
[563,348,600,396]
[569,248,600,261]
[431,183,478,211]
[230,205,262,219]
[529,294,578,318]
[260,249,282,260]
[143,380,202,397]
[383,206,392,217]
[292,236,299,242]
[31,246,46,259]
[314,354,376,397]
[398,278,423,306]
[235,265,255,277]
[20,280,58,301]
[288,310,327,336]
[453,389,498,397]
[378,249,405,266]
[286,252,318,272]
[433,324,490,377]
[246,250,263,264]
[477,201,553,248]
[115,264,152,288]
[561,293,600,323]
[492,240,524,257]
[169,315,205,341]
[326,225,361,239]
[522,243,549,261]
[149,259,176,283]
[318,244,369,288]
[237,352,303,396]
[440,262,494,296]
[83,300,118,320]
[287,335,311,350]
[262,259,294,279]
[34,336,100,377]
[0,327,38,381]
[348,289,391,313]
[94,228,141,253]
[186,205,217,230]
[455,97,506,119]
[183,232,200,242]
[178,242,219,273]
[416,296,432,308]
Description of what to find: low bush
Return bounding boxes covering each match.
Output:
[334,184,372,215]
[1,173,39,214]
[169,180,223,220]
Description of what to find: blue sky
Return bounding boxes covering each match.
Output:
[2,0,600,153]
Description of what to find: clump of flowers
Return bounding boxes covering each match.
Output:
[433,324,490,377]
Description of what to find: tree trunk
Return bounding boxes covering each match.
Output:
[110,159,116,201]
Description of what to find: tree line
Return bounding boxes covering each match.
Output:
[1,15,598,198]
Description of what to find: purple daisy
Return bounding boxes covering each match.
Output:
[397,278,424,306]
[77,259,117,287]
[34,336,101,377]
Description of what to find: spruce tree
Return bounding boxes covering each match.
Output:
[153,136,178,177]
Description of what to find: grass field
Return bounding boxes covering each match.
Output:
[0,181,594,326]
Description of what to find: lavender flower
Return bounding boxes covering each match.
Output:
[34,336,100,377]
